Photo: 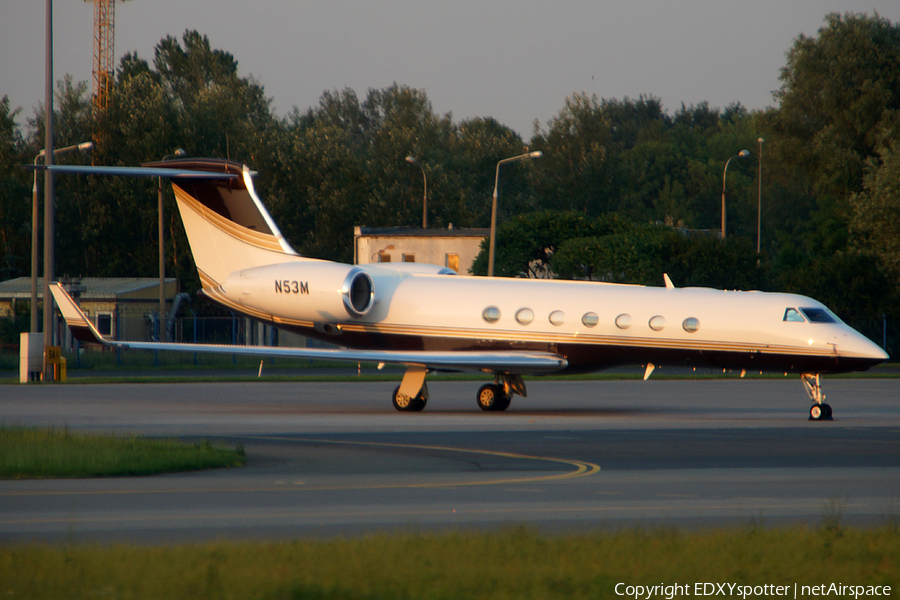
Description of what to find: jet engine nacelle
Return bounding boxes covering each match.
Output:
[220,260,376,322]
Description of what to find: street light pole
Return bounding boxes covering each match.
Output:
[42,0,54,380]
[720,149,750,240]
[158,149,185,342]
[31,142,93,333]
[487,151,542,277]
[757,138,764,256]
[405,156,427,228]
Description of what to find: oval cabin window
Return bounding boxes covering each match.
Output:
[482,306,501,323]
[516,308,534,325]
[615,314,633,330]
[582,312,599,327]
[649,315,666,331]
[549,310,566,326]
[682,317,700,333]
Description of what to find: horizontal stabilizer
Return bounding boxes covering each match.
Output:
[49,282,109,345]
[24,164,238,180]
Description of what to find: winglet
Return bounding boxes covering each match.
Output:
[48,283,110,346]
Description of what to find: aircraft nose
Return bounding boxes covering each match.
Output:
[838,328,889,367]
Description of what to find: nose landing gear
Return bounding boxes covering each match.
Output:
[802,373,833,421]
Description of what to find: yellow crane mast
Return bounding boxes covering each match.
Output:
[89,0,117,117]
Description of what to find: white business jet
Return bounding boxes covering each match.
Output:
[44,158,888,419]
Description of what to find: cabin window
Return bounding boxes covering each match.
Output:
[783,308,805,322]
[549,310,565,326]
[649,315,666,331]
[482,306,501,323]
[682,317,700,333]
[582,312,599,327]
[615,313,633,330]
[515,308,534,325]
[800,307,837,323]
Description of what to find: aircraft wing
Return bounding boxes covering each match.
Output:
[49,283,568,375]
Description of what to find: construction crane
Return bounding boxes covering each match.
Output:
[89,0,115,117]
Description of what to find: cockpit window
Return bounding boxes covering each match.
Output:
[800,307,837,323]
[783,308,805,322]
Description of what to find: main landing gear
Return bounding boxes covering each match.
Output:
[392,383,428,412]
[476,374,526,411]
[476,383,511,411]
[802,373,833,421]
[391,368,525,412]
[392,365,429,412]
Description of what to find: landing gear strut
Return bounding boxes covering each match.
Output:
[802,373,833,421]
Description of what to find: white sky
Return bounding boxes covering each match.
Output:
[3,1,900,139]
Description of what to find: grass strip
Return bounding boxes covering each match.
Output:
[0,426,244,478]
[0,525,897,599]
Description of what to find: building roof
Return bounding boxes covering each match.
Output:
[355,226,489,238]
[0,277,177,300]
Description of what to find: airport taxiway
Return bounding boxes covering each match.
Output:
[1,377,898,543]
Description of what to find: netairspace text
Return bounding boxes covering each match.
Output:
[614,583,892,600]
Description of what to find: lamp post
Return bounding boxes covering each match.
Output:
[31,141,93,333]
[487,151,542,277]
[757,138,764,256]
[720,149,750,240]
[405,156,427,228]
[41,0,54,380]
[157,148,185,342]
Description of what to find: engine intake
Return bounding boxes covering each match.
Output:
[342,269,374,317]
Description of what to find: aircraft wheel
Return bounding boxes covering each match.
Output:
[392,386,427,412]
[476,384,509,411]
[809,403,833,421]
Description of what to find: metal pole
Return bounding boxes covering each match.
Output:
[721,158,731,240]
[421,168,427,229]
[757,138,764,256]
[31,142,91,337]
[487,163,501,277]
[405,157,428,228]
[155,149,183,341]
[42,0,55,379]
[720,150,750,241]
[487,151,542,277]
[30,154,42,333]
[158,176,165,342]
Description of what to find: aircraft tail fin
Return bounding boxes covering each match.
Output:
[142,158,301,290]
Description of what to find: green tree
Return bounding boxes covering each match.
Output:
[551,226,682,285]
[469,211,623,277]
[850,135,900,282]
[0,96,29,280]
[529,93,615,216]
[771,12,900,213]
[550,223,764,290]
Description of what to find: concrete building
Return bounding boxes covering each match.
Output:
[0,277,179,345]
[353,226,489,273]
